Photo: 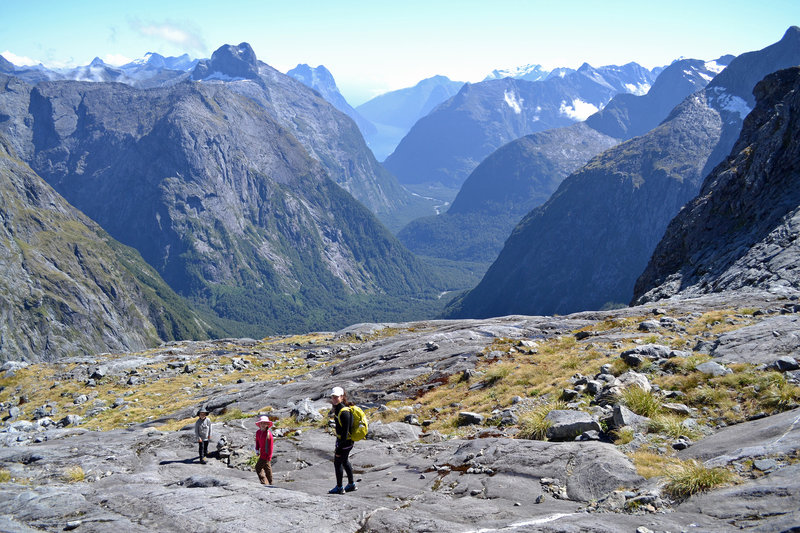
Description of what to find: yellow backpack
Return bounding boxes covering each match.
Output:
[338,405,368,441]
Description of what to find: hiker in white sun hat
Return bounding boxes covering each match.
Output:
[328,386,356,494]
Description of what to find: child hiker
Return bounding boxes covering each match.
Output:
[255,415,274,485]
[194,408,212,464]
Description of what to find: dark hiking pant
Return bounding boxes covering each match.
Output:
[198,440,209,460]
[334,444,354,486]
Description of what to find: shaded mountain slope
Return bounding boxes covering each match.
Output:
[634,67,800,303]
[0,134,220,361]
[397,123,618,263]
[395,57,728,268]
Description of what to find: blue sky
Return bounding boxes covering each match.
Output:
[2,0,798,105]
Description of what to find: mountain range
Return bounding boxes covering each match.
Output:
[0,43,446,349]
[396,55,727,268]
[383,62,656,197]
[446,26,800,319]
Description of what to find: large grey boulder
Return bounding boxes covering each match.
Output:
[545,410,602,441]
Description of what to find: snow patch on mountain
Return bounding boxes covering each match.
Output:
[559,98,599,120]
[485,63,549,81]
[504,90,524,114]
[704,60,727,73]
[710,87,753,120]
[625,82,651,95]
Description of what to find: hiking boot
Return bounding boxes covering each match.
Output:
[200,459,207,464]
[344,483,357,492]
[328,485,344,494]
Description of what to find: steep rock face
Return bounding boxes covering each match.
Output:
[0,75,436,334]
[383,64,655,192]
[397,123,618,263]
[286,63,377,140]
[445,27,800,319]
[191,44,430,229]
[0,135,218,362]
[634,67,800,303]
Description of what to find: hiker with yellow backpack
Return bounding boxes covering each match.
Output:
[327,386,367,494]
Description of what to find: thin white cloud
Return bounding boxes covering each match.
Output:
[103,53,133,66]
[559,98,599,121]
[131,20,206,55]
[1,50,39,66]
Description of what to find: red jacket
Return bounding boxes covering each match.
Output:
[255,428,274,461]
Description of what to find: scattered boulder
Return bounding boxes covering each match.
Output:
[457,412,484,426]
[288,398,324,422]
[611,405,650,430]
[696,361,732,377]
[544,410,601,441]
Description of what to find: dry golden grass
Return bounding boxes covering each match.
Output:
[629,450,684,479]
[62,465,85,483]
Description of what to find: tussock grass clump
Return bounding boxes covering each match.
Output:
[663,460,734,500]
[762,380,800,411]
[63,465,85,483]
[517,401,567,440]
[0,469,11,483]
[484,363,514,386]
[647,414,699,439]
[621,387,662,418]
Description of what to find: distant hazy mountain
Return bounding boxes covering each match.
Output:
[287,63,377,139]
[0,44,441,334]
[634,66,800,303]
[0,131,220,361]
[484,64,550,82]
[445,27,800,319]
[0,53,196,88]
[383,62,656,194]
[355,75,464,161]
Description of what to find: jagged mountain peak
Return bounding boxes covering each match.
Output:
[191,42,260,81]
